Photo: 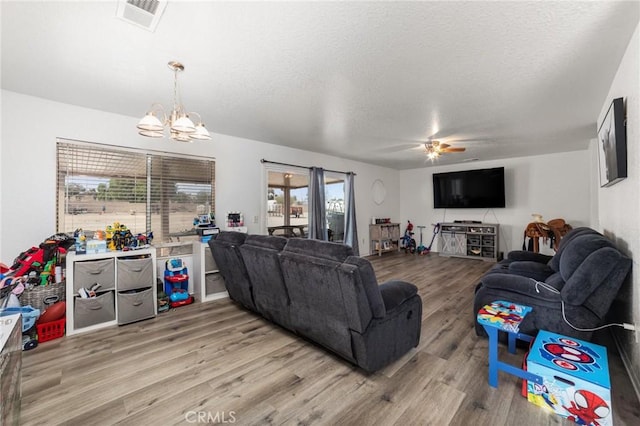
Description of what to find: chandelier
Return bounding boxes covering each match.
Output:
[137,61,211,142]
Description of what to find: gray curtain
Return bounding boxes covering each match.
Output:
[308,167,328,240]
[344,172,359,255]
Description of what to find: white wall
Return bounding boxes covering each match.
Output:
[0,90,400,261]
[399,151,591,256]
[594,22,640,393]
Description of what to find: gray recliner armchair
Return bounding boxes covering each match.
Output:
[474,228,631,340]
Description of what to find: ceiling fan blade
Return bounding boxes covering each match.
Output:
[438,143,450,149]
[442,147,466,152]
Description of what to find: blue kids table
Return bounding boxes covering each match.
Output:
[477,300,543,388]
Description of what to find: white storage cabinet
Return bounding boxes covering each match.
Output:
[66,248,157,335]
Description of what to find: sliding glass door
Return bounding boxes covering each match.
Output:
[267,170,309,237]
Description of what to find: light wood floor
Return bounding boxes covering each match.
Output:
[20,253,640,425]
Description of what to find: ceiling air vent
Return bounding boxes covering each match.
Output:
[116,0,168,32]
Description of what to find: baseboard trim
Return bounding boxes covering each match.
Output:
[612,330,640,403]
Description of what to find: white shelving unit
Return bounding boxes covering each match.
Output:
[193,242,228,303]
[66,248,157,336]
[155,242,195,295]
[369,223,401,256]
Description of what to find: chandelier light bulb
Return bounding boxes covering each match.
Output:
[137,112,164,131]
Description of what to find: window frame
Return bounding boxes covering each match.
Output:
[56,139,216,243]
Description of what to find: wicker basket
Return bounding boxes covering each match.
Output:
[20,281,66,312]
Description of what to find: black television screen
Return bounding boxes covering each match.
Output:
[433,167,505,208]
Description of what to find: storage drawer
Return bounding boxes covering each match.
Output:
[117,288,155,325]
[117,258,154,291]
[467,236,481,245]
[74,291,115,329]
[73,259,115,292]
[118,288,156,324]
[204,249,217,272]
[482,236,495,246]
[482,248,495,258]
[205,272,226,296]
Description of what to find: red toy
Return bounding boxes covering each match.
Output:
[37,301,66,324]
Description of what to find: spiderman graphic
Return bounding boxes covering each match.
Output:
[564,389,610,425]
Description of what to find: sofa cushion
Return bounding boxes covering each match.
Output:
[548,227,601,271]
[240,234,292,329]
[507,261,555,282]
[344,256,386,318]
[283,238,354,262]
[244,234,288,251]
[507,251,553,264]
[214,231,248,245]
[558,234,613,282]
[208,232,254,310]
[561,247,631,312]
[379,281,418,312]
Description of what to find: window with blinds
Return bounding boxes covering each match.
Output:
[56,140,215,243]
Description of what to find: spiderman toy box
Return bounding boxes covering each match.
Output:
[527,330,611,425]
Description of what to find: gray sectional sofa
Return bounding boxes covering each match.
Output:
[209,232,422,373]
[474,227,631,340]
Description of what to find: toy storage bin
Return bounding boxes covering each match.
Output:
[117,288,154,325]
[73,258,115,292]
[467,236,481,245]
[74,291,115,329]
[527,330,611,425]
[205,273,226,295]
[37,318,66,342]
[116,257,154,291]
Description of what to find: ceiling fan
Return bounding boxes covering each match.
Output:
[424,140,466,160]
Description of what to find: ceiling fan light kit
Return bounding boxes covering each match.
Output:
[424,140,466,160]
[137,61,211,142]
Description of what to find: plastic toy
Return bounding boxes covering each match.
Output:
[0,305,41,350]
[164,258,193,308]
[400,220,417,254]
[8,247,46,277]
[157,291,170,313]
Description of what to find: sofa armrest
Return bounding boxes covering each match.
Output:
[507,261,555,281]
[379,280,418,313]
[507,250,553,264]
[479,274,562,303]
[351,293,422,372]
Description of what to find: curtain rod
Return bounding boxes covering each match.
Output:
[260,159,355,175]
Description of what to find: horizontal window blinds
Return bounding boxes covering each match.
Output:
[56,141,215,243]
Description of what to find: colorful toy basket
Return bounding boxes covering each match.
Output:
[36,318,66,343]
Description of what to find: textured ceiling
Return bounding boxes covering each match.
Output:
[2,1,638,169]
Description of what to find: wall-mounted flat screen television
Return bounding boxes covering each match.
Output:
[433,167,505,208]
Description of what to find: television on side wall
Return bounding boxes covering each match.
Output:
[433,167,506,209]
[597,97,627,187]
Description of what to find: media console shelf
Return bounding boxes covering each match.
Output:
[439,222,499,262]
